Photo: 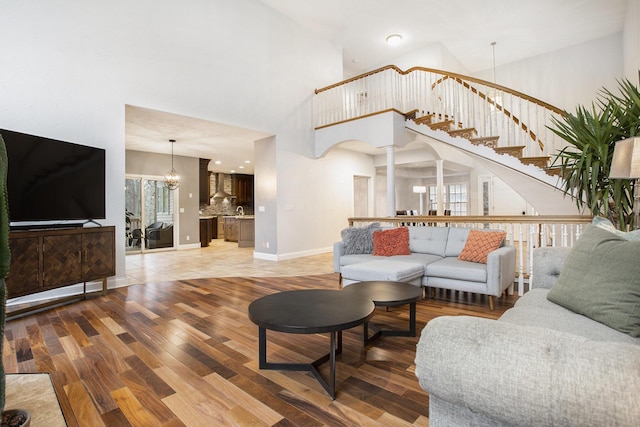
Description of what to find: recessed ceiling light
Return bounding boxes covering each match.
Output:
[214,160,222,165]
[386,34,403,46]
[239,166,244,169]
[230,169,236,173]
[244,160,251,164]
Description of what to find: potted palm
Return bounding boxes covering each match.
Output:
[550,78,640,230]
[0,135,30,426]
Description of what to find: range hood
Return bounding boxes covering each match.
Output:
[212,173,233,199]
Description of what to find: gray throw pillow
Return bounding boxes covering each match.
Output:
[547,225,640,337]
[341,222,380,255]
[592,216,640,240]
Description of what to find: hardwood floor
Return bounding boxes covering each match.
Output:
[3,245,517,426]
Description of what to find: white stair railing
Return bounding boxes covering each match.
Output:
[314,66,567,160]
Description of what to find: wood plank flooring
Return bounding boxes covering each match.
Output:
[3,274,516,426]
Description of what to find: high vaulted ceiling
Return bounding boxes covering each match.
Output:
[126,0,628,172]
[260,0,627,76]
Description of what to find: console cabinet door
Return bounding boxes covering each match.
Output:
[42,234,82,289]
[82,229,115,281]
[6,236,40,298]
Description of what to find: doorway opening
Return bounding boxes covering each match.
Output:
[125,176,178,253]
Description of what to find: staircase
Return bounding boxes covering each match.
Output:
[313,65,575,212]
[413,111,558,176]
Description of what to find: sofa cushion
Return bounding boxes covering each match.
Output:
[339,253,376,267]
[373,227,411,256]
[341,259,424,283]
[503,289,639,345]
[592,216,640,240]
[341,222,380,254]
[425,257,487,283]
[408,226,449,256]
[547,225,640,338]
[389,252,444,268]
[458,229,506,264]
[444,227,471,257]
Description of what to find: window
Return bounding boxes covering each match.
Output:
[447,183,468,215]
[428,183,468,215]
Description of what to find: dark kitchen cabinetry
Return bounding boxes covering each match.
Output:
[199,158,211,205]
[199,217,217,247]
[232,174,254,207]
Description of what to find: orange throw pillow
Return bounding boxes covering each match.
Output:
[373,227,411,256]
[458,229,506,264]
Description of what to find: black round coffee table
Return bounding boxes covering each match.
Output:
[342,281,423,345]
[248,289,374,399]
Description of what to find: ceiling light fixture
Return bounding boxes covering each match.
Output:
[164,139,180,190]
[386,34,403,46]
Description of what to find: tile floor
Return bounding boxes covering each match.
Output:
[125,238,336,285]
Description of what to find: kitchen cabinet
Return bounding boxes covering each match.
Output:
[224,216,254,246]
[6,226,115,316]
[232,174,254,207]
[199,158,211,205]
[217,216,225,239]
[237,218,255,248]
[224,217,238,242]
[199,217,214,247]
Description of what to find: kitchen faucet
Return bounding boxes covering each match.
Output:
[236,206,244,216]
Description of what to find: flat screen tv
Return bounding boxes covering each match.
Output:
[1,128,106,226]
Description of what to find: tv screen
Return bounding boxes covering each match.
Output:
[1,128,106,224]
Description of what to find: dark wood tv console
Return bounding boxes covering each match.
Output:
[6,226,115,318]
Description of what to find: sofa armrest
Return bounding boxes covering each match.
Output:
[333,241,345,273]
[485,245,516,296]
[415,316,640,427]
[532,246,572,289]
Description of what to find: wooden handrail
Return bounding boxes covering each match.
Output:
[315,65,565,116]
[437,76,546,150]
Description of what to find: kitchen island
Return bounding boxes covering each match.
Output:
[224,216,255,247]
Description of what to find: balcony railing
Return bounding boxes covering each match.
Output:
[346,215,593,295]
[315,65,567,160]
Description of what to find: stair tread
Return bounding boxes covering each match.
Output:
[470,136,500,141]
[449,127,476,133]
[414,114,434,124]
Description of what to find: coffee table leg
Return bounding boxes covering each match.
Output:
[258,326,267,369]
[257,327,342,399]
[365,302,418,345]
[409,301,416,336]
[329,331,336,398]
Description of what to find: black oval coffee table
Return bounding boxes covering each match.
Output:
[343,280,423,345]
[248,289,374,399]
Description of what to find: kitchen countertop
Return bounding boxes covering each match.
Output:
[223,215,255,219]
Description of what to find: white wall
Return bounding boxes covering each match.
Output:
[624,0,640,84]
[0,0,345,284]
[473,33,624,111]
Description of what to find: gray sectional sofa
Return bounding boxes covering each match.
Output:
[415,233,640,427]
[333,225,516,309]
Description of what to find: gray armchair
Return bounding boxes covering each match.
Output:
[145,222,174,249]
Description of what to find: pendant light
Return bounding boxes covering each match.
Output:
[164,139,180,190]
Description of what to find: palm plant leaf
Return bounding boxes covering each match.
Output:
[549,77,639,230]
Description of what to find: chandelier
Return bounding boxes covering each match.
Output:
[164,139,180,190]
